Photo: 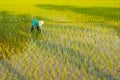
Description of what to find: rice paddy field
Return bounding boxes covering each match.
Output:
[0,0,120,80]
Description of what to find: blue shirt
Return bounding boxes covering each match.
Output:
[32,20,40,30]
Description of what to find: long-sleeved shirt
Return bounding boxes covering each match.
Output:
[32,20,40,30]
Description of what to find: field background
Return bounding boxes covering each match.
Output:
[0,0,120,80]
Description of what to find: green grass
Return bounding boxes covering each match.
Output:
[0,0,120,80]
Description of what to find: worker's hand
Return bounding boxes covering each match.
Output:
[40,29,41,32]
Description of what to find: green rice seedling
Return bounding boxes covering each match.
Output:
[0,0,120,80]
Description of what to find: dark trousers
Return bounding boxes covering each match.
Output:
[31,26,40,32]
